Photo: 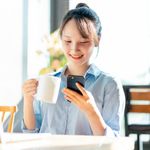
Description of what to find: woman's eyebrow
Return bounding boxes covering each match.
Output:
[63,34,71,38]
[63,34,90,40]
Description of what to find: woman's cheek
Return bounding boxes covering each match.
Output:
[65,44,72,52]
[63,48,70,58]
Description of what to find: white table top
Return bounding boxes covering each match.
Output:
[0,133,134,150]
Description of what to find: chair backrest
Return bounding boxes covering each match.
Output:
[128,88,150,113]
[0,106,17,132]
[123,85,150,136]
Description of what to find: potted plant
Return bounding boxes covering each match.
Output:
[36,29,67,75]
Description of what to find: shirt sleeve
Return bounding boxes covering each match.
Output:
[21,100,42,133]
[102,77,125,137]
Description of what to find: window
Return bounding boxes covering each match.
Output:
[27,0,50,78]
[0,0,22,105]
[0,0,50,105]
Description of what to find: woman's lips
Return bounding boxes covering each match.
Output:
[69,54,83,59]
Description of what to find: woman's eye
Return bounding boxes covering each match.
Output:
[80,41,89,44]
[65,41,71,43]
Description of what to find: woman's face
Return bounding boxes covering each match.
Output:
[61,19,96,67]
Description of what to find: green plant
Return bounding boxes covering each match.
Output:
[36,29,67,75]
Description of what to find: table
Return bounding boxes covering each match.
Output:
[0,133,135,150]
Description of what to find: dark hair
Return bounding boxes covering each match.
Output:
[60,3,102,46]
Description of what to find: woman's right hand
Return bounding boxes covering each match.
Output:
[23,79,38,129]
[22,79,38,102]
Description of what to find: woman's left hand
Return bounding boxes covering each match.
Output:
[62,83,98,116]
[62,82,106,135]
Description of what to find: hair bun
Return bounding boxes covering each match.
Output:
[76,3,89,9]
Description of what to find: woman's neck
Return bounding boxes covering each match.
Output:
[65,63,90,76]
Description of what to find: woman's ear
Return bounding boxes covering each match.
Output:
[95,36,101,47]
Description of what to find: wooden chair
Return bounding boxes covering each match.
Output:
[0,106,17,132]
[123,85,150,150]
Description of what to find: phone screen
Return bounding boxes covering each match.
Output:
[67,75,85,95]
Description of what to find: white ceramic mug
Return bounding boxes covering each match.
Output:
[36,75,61,103]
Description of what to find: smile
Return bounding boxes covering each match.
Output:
[69,54,83,59]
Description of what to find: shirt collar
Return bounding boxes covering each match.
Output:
[55,64,101,79]
[84,64,101,79]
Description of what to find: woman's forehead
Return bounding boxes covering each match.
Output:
[62,19,95,39]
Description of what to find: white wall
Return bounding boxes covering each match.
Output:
[70,0,150,85]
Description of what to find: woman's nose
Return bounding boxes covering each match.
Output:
[70,43,79,52]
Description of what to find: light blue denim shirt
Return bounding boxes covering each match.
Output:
[22,64,125,137]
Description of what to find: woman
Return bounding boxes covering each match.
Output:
[22,3,125,136]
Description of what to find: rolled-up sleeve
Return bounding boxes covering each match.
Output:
[102,77,125,137]
[22,100,42,133]
[104,125,118,137]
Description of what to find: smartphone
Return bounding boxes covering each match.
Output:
[67,75,85,95]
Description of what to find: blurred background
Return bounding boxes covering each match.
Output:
[0,0,149,149]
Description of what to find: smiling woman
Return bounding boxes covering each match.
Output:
[22,2,125,137]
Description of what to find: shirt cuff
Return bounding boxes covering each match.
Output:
[21,120,39,133]
[104,125,119,137]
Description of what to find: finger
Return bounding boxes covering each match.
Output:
[63,88,83,99]
[23,85,37,93]
[23,82,38,89]
[64,95,71,102]
[76,83,87,96]
[24,84,38,90]
[24,87,37,93]
[23,80,38,89]
[23,89,37,95]
[23,85,37,94]
[63,88,86,107]
[24,79,38,84]
[64,95,80,106]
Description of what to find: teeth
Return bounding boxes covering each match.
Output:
[72,55,82,59]
[72,56,81,58]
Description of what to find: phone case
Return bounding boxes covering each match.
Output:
[67,75,85,95]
